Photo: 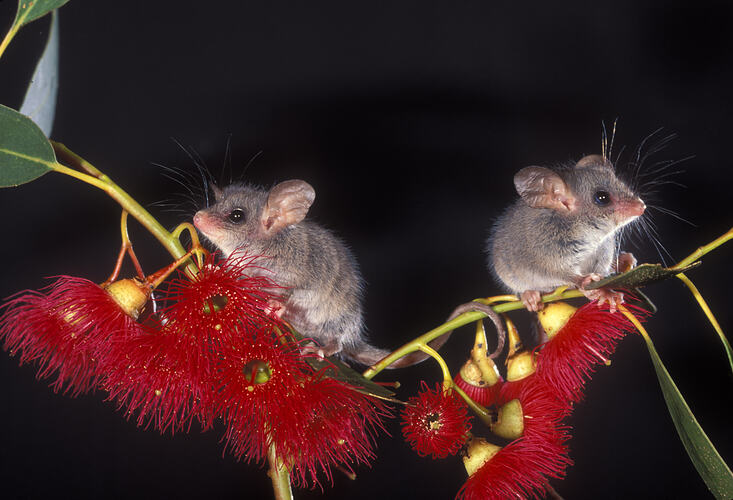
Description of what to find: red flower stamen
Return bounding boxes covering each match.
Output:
[536,301,644,403]
[159,253,284,348]
[0,276,145,396]
[286,375,390,488]
[101,327,216,433]
[216,334,388,487]
[459,377,572,500]
[101,253,285,433]
[401,381,472,459]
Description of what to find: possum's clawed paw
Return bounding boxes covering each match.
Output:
[615,252,637,273]
[300,339,341,359]
[264,299,285,318]
[580,287,624,313]
[520,290,543,311]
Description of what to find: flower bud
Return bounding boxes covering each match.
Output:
[490,399,524,440]
[455,358,502,407]
[506,351,536,381]
[104,278,150,319]
[538,302,577,339]
[462,436,502,477]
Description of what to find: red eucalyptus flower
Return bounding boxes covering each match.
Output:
[0,276,147,396]
[216,334,315,461]
[458,436,563,500]
[159,253,284,348]
[458,377,572,500]
[102,254,283,433]
[216,334,388,487]
[102,327,216,432]
[286,374,390,488]
[454,373,499,407]
[401,382,472,459]
[536,301,643,404]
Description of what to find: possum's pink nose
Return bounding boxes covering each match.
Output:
[620,198,646,217]
[629,198,646,217]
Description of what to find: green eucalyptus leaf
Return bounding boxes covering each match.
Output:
[643,335,733,499]
[279,323,399,402]
[13,0,70,27]
[19,10,59,137]
[306,356,400,403]
[0,104,56,187]
[586,262,701,290]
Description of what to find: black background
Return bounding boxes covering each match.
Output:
[0,2,731,499]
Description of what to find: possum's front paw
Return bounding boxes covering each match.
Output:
[520,290,543,311]
[614,252,637,273]
[300,339,342,359]
[576,273,624,312]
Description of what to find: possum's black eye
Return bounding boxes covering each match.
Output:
[228,208,245,223]
[593,190,611,206]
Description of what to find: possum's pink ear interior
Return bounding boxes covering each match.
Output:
[261,180,316,233]
[514,166,576,212]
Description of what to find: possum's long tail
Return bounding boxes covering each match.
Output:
[345,302,505,369]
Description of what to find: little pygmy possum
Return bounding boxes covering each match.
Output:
[193,179,445,367]
[488,154,646,312]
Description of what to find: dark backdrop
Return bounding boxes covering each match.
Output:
[0,2,731,499]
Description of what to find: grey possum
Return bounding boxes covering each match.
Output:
[488,154,645,312]
[193,179,443,367]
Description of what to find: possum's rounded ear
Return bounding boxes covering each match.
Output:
[211,184,224,201]
[576,154,613,170]
[514,166,576,212]
[261,180,316,233]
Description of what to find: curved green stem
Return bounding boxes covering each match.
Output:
[365,228,732,382]
[676,272,733,374]
[0,23,19,60]
[672,227,733,270]
[48,143,200,275]
[171,222,208,269]
[267,444,293,500]
[452,383,493,427]
[51,163,186,259]
[363,289,584,380]
[417,343,452,385]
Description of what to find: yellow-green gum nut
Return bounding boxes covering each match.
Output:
[506,351,536,382]
[537,301,577,339]
[463,436,502,477]
[490,399,524,440]
[243,360,272,384]
[202,294,228,314]
[104,279,150,320]
[459,359,484,387]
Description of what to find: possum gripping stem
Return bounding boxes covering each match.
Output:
[362,288,584,380]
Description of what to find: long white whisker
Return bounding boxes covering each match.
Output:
[646,205,696,226]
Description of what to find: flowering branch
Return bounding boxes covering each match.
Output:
[671,226,732,270]
[362,288,584,380]
[50,142,198,274]
[366,227,732,382]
